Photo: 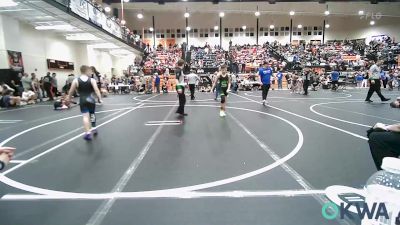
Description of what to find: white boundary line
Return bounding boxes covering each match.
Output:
[145,123,182,126]
[1,105,145,176]
[2,189,327,200]
[227,112,353,225]
[0,119,22,121]
[310,101,372,128]
[9,160,28,164]
[86,103,177,225]
[12,109,127,159]
[0,104,303,199]
[244,92,354,100]
[0,94,160,175]
[0,107,134,148]
[0,105,48,114]
[233,93,369,141]
[317,104,400,123]
[133,95,215,103]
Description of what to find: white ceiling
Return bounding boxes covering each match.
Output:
[0,0,139,55]
[113,1,400,17]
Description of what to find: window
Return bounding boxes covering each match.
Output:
[264,32,268,36]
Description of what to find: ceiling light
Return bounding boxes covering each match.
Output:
[121,20,126,25]
[242,25,247,30]
[370,20,375,25]
[104,6,111,13]
[325,24,330,28]
[289,11,295,16]
[186,26,191,31]
[137,13,143,19]
[184,12,190,18]
[123,0,129,2]
[269,24,275,29]
[324,10,330,15]
[297,24,303,29]
[182,0,188,1]
[66,33,100,41]
[35,24,75,31]
[90,43,120,49]
[255,11,260,17]
[149,27,154,32]
[110,49,133,55]
[358,10,364,15]
[0,0,18,7]
[219,12,225,17]
[214,25,219,31]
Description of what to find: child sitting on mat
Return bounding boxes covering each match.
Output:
[54,93,77,110]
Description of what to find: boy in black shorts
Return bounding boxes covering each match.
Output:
[67,65,103,141]
[212,65,231,117]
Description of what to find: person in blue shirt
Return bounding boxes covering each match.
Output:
[330,68,340,91]
[154,73,161,94]
[355,71,364,88]
[259,61,273,105]
[277,69,283,89]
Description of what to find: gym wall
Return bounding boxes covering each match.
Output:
[0,15,137,86]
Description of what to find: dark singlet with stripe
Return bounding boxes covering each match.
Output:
[78,77,95,113]
[219,74,229,95]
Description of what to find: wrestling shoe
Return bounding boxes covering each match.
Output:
[83,133,92,141]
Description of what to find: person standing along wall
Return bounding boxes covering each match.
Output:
[43,72,53,101]
[51,73,58,97]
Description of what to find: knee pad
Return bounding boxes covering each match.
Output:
[90,113,96,126]
[221,95,226,104]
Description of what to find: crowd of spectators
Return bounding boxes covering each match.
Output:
[0,72,65,108]
[270,37,399,71]
[141,44,182,75]
[85,0,143,49]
